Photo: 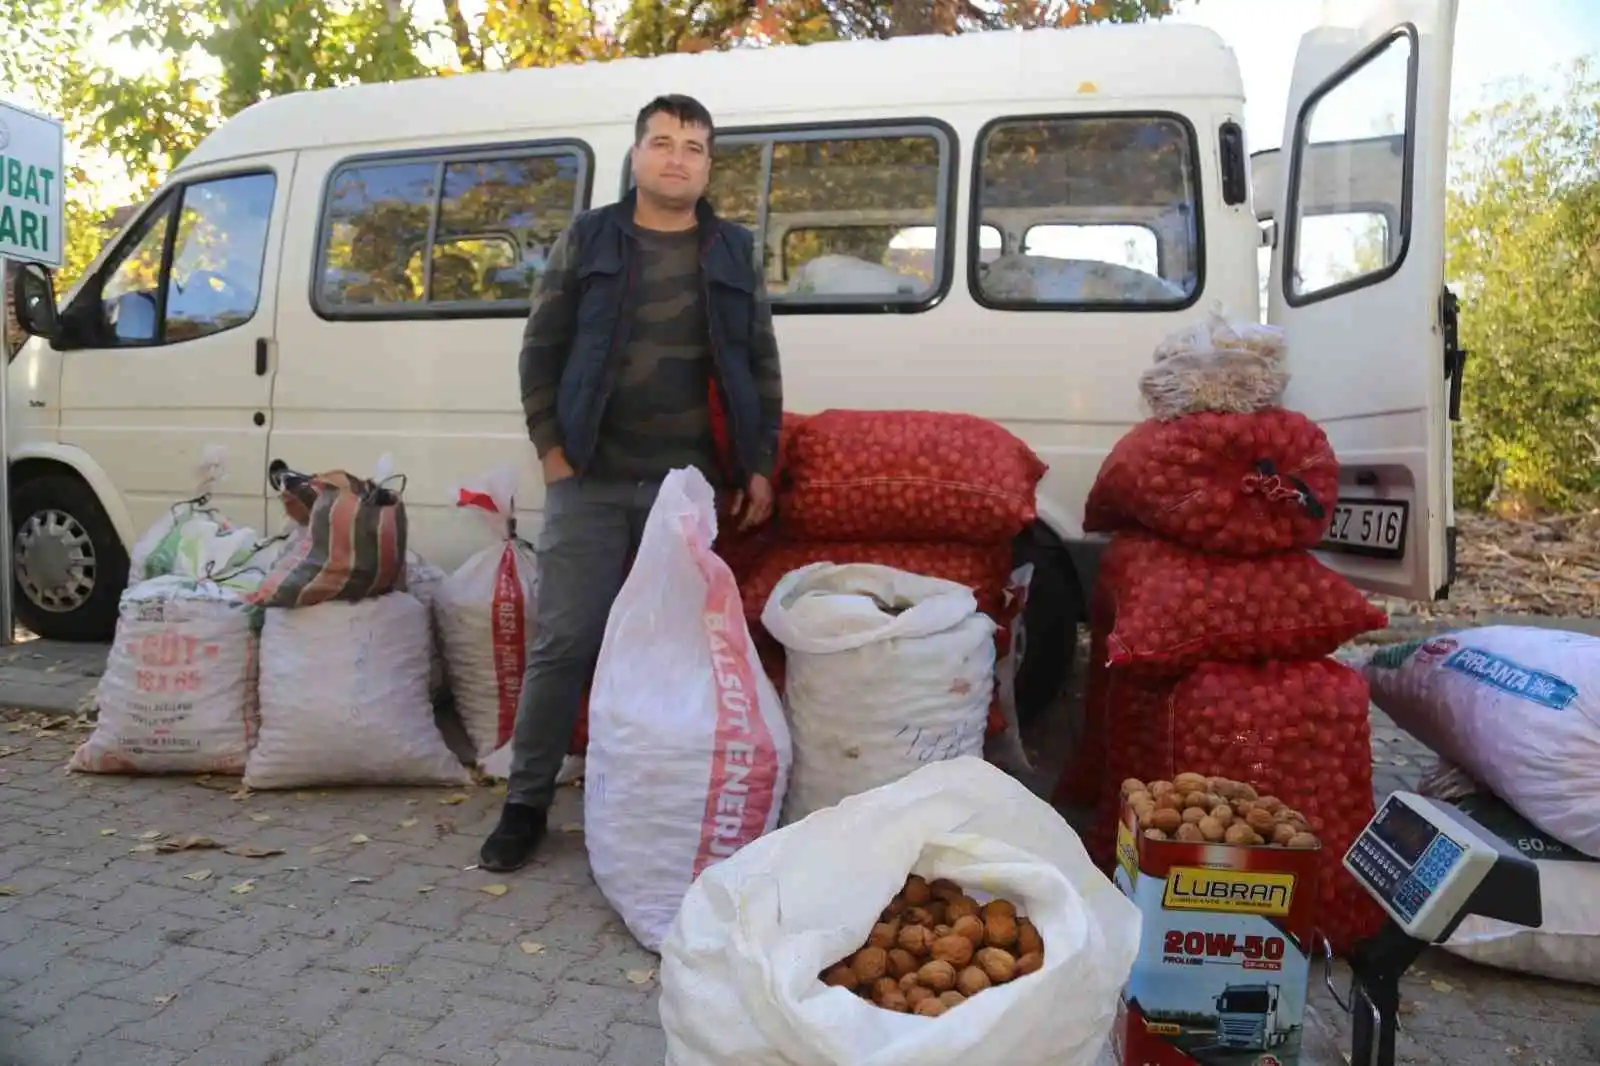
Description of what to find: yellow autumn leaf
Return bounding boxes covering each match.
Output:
[98,828,118,836]
[625,968,657,985]
[398,817,419,829]
[519,941,545,955]
[439,793,469,806]
[479,883,510,898]
[182,869,212,882]
[349,834,370,845]
[229,879,256,895]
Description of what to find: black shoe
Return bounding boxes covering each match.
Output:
[479,803,548,872]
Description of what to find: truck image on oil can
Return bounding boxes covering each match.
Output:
[1214,983,1290,1051]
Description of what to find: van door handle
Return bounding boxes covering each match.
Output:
[254,337,269,376]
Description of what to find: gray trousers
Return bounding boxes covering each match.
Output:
[506,477,661,811]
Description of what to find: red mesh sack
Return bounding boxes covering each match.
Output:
[1084,671,1170,868]
[1098,532,1387,673]
[1141,659,1385,955]
[783,410,1047,544]
[730,540,1013,624]
[1083,409,1338,555]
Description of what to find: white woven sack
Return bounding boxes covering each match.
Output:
[72,576,259,775]
[245,593,467,789]
[762,563,996,823]
[434,466,539,758]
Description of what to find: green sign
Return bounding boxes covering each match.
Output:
[0,101,64,268]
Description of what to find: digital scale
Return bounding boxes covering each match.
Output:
[1332,791,1542,1066]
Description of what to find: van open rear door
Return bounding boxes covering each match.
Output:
[1262,0,1460,602]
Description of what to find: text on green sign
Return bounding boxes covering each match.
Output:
[0,206,51,254]
[2,156,56,207]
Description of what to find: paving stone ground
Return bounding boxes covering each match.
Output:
[1,636,1597,1066]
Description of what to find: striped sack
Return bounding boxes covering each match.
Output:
[249,467,408,609]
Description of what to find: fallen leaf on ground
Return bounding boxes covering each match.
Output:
[1429,979,1454,994]
[404,798,420,806]
[136,830,166,841]
[347,877,374,884]
[307,844,331,855]
[559,823,582,834]
[229,787,251,801]
[364,965,398,976]
[397,817,418,829]
[157,836,220,853]
[97,828,117,836]
[249,813,272,824]
[417,886,434,894]
[224,845,284,859]
[182,869,213,882]
[519,941,545,955]
[349,833,370,845]
[192,776,237,792]
[438,793,468,806]
[153,993,178,1007]
[625,968,657,985]
[129,844,159,854]
[0,746,19,758]
[479,883,510,898]
[229,880,256,895]
[0,885,17,896]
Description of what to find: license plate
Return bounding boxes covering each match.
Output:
[1321,499,1409,558]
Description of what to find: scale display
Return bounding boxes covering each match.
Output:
[1344,793,1502,942]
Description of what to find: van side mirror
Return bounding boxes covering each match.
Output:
[11,262,60,345]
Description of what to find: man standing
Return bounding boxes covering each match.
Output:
[481,94,783,872]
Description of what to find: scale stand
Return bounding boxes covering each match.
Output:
[1329,791,1543,1066]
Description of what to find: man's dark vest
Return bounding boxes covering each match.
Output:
[557,190,765,483]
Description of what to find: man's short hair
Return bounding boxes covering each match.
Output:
[635,94,715,146]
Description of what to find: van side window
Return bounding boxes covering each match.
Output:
[1284,31,1413,305]
[705,124,954,312]
[972,115,1202,310]
[77,172,276,347]
[316,144,590,317]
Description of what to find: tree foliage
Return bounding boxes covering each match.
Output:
[1447,61,1600,512]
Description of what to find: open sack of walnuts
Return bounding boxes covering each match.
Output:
[821,874,1047,1017]
[658,758,1140,1066]
[1125,772,1322,848]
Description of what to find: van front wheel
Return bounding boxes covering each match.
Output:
[11,474,128,642]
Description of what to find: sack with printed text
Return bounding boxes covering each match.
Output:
[72,570,267,776]
[434,467,539,758]
[762,563,996,823]
[659,758,1141,1066]
[244,593,468,790]
[249,458,408,609]
[584,468,791,952]
[1363,626,1600,858]
[1418,761,1600,985]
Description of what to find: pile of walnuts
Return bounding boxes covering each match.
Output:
[820,874,1045,1017]
[1125,772,1322,848]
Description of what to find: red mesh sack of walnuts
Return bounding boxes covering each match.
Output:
[1083,409,1338,556]
[1097,531,1388,673]
[1144,658,1386,955]
[782,410,1047,544]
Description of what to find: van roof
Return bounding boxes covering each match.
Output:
[180,22,1242,171]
